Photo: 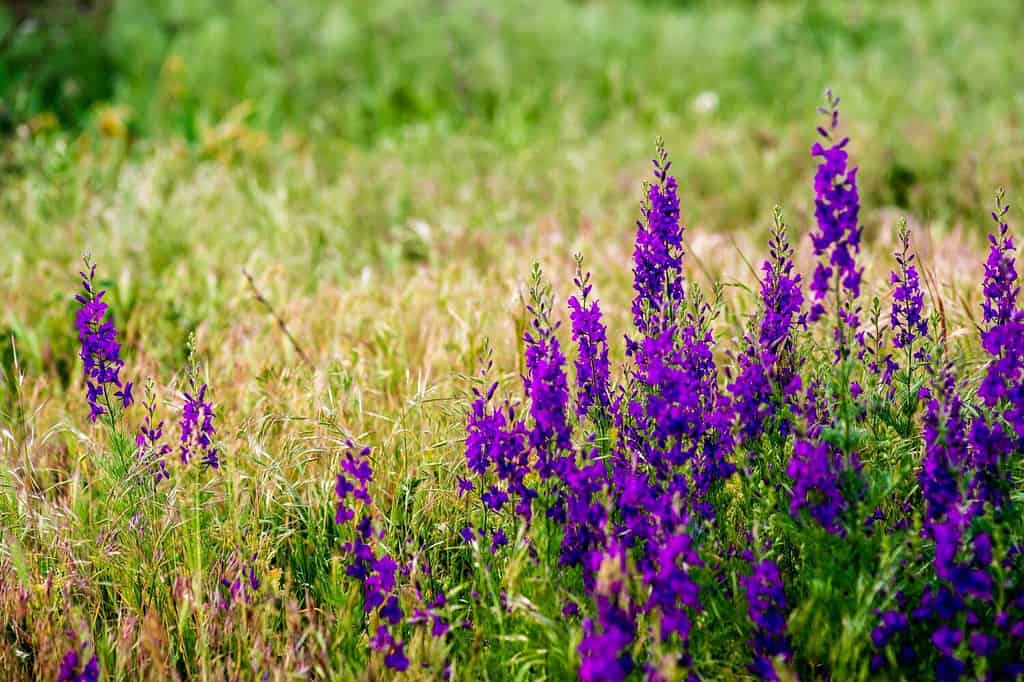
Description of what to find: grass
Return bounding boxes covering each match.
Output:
[1,0,1023,679]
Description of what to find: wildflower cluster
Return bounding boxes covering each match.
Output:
[334,442,409,671]
[74,256,132,422]
[807,90,863,354]
[457,92,1022,680]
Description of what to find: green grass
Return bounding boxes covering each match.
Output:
[1,0,1023,679]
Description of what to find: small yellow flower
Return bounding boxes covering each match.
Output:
[96,106,130,139]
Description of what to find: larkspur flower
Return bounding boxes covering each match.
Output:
[569,257,611,419]
[627,291,736,520]
[807,90,863,353]
[743,559,793,680]
[920,363,970,526]
[889,222,929,352]
[370,625,410,672]
[970,193,1024,504]
[464,374,536,524]
[135,384,171,481]
[74,256,132,422]
[579,542,637,682]
[216,551,262,610]
[980,190,1020,329]
[786,438,852,535]
[631,140,685,339]
[334,442,408,668]
[643,530,703,649]
[179,381,218,468]
[523,264,572,481]
[730,208,804,443]
[57,632,100,682]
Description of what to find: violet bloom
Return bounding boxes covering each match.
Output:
[335,444,374,523]
[643,531,703,648]
[920,364,970,526]
[631,141,685,339]
[411,592,451,638]
[216,551,262,610]
[743,559,793,680]
[807,91,863,352]
[135,388,171,481]
[981,190,1020,329]
[730,208,804,443]
[370,626,410,672]
[970,193,1024,499]
[57,635,100,682]
[464,377,536,524]
[629,299,736,520]
[74,257,132,422]
[569,259,611,419]
[886,221,929,385]
[179,380,218,468]
[523,264,572,479]
[578,543,637,682]
[786,438,851,535]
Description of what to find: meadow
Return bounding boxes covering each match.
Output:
[2,1,1024,680]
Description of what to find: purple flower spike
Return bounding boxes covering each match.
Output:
[730,208,804,444]
[179,381,218,469]
[631,139,685,338]
[57,631,100,682]
[135,385,171,481]
[74,256,131,421]
[743,559,793,679]
[807,91,863,355]
[569,257,611,419]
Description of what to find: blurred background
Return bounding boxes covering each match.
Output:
[2,0,1023,380]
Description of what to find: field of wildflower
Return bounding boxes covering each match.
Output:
[3,1,1024,680]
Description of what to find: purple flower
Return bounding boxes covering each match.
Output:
[743,559,793,679]
[579,543,637,682]
[920,364,970,526]
[643,531,703,646]
[981,190,1020,329]
[135,386,171,481]
[216,551,262,610]
[371,626,409,672]
[631,141,685,338]
[807,91,863,354]
[523,265,572,479]
[490,528,508,554]
[786,438,853,535]
[969,197,1023,504]
[889,221,929,353]
[569,258,611,419]
[730,208,804,444]
[74,256,131,421]
[57,632,99,682]
[179,381,218,468]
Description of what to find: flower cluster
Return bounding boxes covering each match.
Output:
[631,141,685,338]
[74,257,132,422]
[885,220,929,385]
[807,91,863,351]
[135,384,171,481]
[578,543,637,682]
[334,442,408,671]
[730,208,804,444]
[179,379,218,469]
[785,439,852,535]
[569,258,611,420]
[742,559,793,679]
[215,551,262,610]
[57,631,100,682]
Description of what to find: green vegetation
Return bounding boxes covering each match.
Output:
[1,1,1022,679]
